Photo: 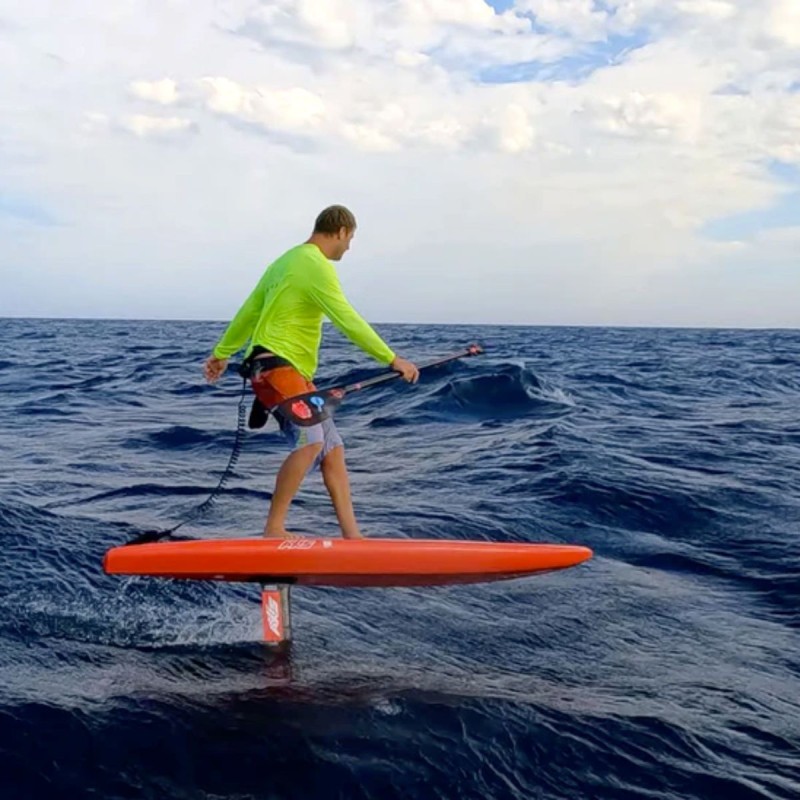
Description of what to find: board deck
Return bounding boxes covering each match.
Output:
[103,537,593,587]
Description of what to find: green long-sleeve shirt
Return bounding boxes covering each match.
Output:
[212,243,395,379]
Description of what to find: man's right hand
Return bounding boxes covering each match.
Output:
[391,355,419,383]
[204,355,228,384]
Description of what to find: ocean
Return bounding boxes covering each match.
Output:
[0,318,798,799]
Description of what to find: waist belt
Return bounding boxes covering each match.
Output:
[237,349,293,379]
[250,355,292,376]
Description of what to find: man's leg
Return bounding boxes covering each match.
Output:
[264,443,323,538]
[321,444,363,539]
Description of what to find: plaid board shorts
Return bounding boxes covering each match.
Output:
[250,361,343,469]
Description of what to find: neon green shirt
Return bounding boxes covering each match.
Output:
[212,243,395,379]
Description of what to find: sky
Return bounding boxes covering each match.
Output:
[1,0,799,328]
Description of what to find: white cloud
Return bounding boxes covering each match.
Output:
[488,103,537,153]
[394,49,431,68]
[236,0,556,70]
[121,115,196,138]
[82,112,110,134]
[517,0,610,41]
[130,79,180,105]
[194,73,516,153]
[404,0,529,33]
[339,122,400,153]
[581,91,703,143]
[761,94,800,163]
[673,0,737,21]
[762,0,800,48]
[199,77,326,134]
[245,0,362,50]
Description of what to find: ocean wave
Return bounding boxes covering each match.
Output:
[417,363,575,420]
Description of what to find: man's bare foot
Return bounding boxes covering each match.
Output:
[342,530,366,540]
[263,529,306,539]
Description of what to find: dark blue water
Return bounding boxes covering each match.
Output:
[1,318,798,800]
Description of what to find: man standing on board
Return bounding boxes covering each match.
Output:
[203,205,419,539]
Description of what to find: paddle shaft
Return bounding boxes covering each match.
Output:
[332,345,482,398]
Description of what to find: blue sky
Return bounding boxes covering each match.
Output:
[0,192,56,227]
[1,0,799,327]
[477,31,648,84]
[704,162,800,241]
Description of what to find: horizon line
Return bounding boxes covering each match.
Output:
[0,315,797,332]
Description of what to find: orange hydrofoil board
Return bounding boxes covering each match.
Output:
[103,537,592,588]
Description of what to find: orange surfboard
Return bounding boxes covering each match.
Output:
[103,538,592,588]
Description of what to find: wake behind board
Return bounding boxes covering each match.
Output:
[103,537,592,588]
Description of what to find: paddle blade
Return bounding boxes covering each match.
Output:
[275,387,346,427]
[126,529,170,546]
[248,398,270,430]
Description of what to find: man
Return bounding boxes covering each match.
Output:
[203,205,419,539]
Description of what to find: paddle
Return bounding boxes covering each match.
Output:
[275,343,484,426]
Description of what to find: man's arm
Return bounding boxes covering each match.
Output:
[204,281,264,383]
